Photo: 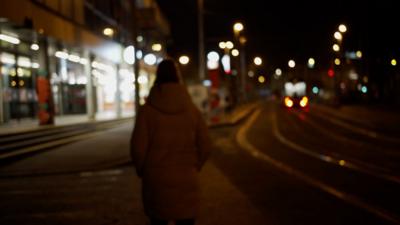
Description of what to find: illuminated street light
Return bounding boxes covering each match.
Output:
[275,68,282,76]
[225,41,234,49]
[338,24,347,33]
[334,32,343,41]
[219,41,226,49]
[152,43,162,52]
[334,58,341,66]
[356,51,363,59]
[288,60,296,68]
[391,59,397,66]
[258,75,265,83]
[233,22,244,33]
[308,58,315,68]
[103,27,114,37]
[179,55,190,65]
[231,49,239,57]
[254,57,262,66]
[333,44,340,52]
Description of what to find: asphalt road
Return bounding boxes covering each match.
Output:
[0,101,399,225]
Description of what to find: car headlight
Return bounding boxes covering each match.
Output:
[300,96,309,107]
[284,97,294,108]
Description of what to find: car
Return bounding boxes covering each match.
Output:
[283,95,309,108]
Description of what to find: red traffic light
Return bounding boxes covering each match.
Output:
[328,69,335,77]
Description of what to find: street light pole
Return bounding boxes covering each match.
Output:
[233,22,246,102]
[131,2,141,114]
[198,0,205,80]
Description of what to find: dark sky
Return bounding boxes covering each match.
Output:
[156,0,399,71]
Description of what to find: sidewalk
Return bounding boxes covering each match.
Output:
[0,113,133,135]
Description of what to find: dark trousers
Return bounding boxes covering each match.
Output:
[150,218,195,225]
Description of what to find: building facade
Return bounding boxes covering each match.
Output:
[0,0,170,124]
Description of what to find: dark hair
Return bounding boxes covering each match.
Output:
[154,59,182,85]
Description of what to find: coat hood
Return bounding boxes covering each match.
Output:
[147,83,192,114]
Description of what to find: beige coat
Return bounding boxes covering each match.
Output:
[130,83,211,220]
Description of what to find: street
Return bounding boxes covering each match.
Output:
[0,101,399,225]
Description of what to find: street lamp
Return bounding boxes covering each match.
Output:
[231,49,239,57]
[334,32,343,41]
[275,68,282,76]
[254,57,262,66]
[307,58,315,68]
[338,24,347,33]
[219,41,226,49]
[391,59,397,66]
[334,58,341,66]
[232,22,247,102]
[233,22,244,33]
[225,41,234,49]
[356,51,363,59]
[179,55,190,65]
[288,60,296,68]
[258,75,265,84]
[103,27,114,37]
[333,44,340,52]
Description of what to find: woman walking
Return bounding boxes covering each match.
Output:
[130,59,211,225]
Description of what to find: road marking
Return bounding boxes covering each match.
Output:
[310,107,400,144]
[289,110,397,173]
[80,169,124,177]
[236,109,400,225]
[273,111,400,185]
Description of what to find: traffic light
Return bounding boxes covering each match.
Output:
[328,69,335,78]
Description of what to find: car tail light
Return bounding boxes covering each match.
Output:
[300,96,309,107]
[284,97,293,108]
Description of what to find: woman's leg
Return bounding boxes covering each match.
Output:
[149,218,169,225]
[175,218,195,225]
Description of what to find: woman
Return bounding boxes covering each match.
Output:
[130,59,211,225]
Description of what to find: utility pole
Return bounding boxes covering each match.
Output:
[198,0,205,80]
[131,1,141,115]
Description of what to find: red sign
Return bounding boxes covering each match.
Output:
[37,77,54,125]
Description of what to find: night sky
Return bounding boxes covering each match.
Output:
[156,0,399,72]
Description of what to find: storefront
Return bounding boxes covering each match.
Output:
[0,26,157,125]
[119,67,135,117]
[0,29,40,123]
[50,46,88,116]
[90,59,118,118]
